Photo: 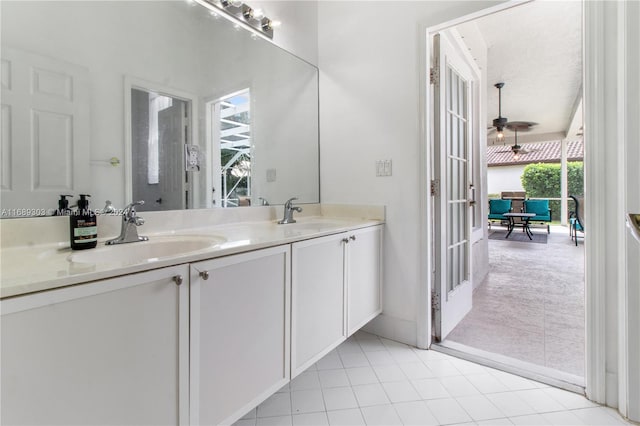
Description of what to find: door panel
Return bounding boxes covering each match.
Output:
[433,32,476,341]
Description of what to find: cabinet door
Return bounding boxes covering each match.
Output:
[190,246,290,426]
[291,233,347,377]
[0,265,189,426]
[347,225,383,336]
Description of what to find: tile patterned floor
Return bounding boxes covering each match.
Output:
[234,331,631,425]
[447,225,585,377]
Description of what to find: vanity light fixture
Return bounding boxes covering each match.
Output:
[200,0,277,39]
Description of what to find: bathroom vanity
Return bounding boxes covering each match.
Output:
[0,205,384,425]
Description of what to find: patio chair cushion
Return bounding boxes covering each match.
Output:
[524,199,551,222]
[488,199,512,220]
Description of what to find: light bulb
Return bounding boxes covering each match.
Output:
[513,153,520,161]
[271,20,281,28]
[253,8,264,19]
[230,0,242,6]
[497,131,504,140]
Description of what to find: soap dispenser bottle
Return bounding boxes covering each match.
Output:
[70,194,97,250]
[54,194,73,216]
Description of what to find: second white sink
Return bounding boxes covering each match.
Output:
[68,235,226,265]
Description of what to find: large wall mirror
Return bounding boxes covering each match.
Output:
[0,1,319,216]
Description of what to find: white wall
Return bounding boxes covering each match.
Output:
[487,165,525,194]
[318,0,502,345]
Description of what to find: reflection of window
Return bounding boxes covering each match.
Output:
[217,89,251,207]
[148,93,173,184]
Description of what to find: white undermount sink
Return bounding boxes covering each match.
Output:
[68,235,226,265]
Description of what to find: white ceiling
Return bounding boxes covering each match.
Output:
[458,1,583,145]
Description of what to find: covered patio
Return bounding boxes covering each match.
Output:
[446,225,584,380]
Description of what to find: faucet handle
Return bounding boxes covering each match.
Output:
[284,197,298,208]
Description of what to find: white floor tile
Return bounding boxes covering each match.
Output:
[388,348,422,364]
[318,369,351,388]
[541,387,598,410]
[540,410,586,425]
[372,364,406,383]
[358,338,388,352]
[381,380,421,403]
[337,340,364,355]
[449,358,489,375]
[257,393,292,418]
[290,371,321,391]
[512,389,565,413]
[345,366,379,386]
[476,419,512,425]
[465,373,510,394]
[360,404,403,426]
[413,348,451,363]
[233,419,256,426]
[456,394,505,421]
[393,400,439,426]
[398,362,435,380]
[509,414,552,425]
[256,415,293,426]
[339,352,370,368]
[352,383,390,407]
[490,371,539,391]
[423,359,463,377]
[439,375,481,397]
[571,407,628,425]
[292,412,329,426]
[316,352,344,371]
[291,389,325,414]
[411,378,451,400]
[327,408,366,426]
[322,386,359,411]
[485,392,537,417]
[425,397,473,425]
[241,408,257,420]
[364,350,396,366]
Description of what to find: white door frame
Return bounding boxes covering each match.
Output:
[418,0,624,411]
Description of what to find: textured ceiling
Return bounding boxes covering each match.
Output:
[459,1,583,144]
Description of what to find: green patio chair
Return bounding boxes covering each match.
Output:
[523,199,551,234]
[488,199,512,229]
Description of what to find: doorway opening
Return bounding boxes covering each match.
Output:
[429,1,586,391]
[208,89,252,208]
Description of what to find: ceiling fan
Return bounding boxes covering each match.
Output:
[495,121,539,159]
[488,82,508,140]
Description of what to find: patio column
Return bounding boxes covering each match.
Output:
[561,139,568,225]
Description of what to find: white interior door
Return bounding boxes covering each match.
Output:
[433,32,475,341]
[1,47,90,212]
[158,101,187,210]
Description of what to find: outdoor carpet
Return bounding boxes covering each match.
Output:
[488,230,548,244]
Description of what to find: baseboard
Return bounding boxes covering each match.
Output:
[362,314,417,346]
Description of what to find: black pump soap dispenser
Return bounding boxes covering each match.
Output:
[70,194,97,250]
[55,194,73,216]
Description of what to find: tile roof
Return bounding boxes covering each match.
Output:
[487,139,583,167]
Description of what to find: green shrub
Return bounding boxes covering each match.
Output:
[520,162,584,220]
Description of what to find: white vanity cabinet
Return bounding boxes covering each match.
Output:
[347,225,383,335]
[291,225,383,377]
[189,245,291,426]
[0,265,189,426]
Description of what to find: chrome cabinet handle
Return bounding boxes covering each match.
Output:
[349,235,356,241]
[342,238,350,244]
[173,275,183,286]
[200,271,210,280]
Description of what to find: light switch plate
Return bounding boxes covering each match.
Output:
[376,159,392,177]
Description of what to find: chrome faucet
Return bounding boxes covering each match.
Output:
[106,200,149,245]
[259,197,270,206]
[278,197,303,224]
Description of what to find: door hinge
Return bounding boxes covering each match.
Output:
[430,179,440,197]
[429,67,439,85]
[431,292,440,311]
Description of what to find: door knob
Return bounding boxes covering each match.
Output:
[200,271,210,280]
[173,275,183,286]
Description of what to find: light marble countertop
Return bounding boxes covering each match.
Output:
[1,205,384,299]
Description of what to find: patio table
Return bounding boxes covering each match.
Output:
[503,212,537,240]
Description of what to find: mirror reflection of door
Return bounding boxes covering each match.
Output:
[131,88,189,211]
[209,89,252,208]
